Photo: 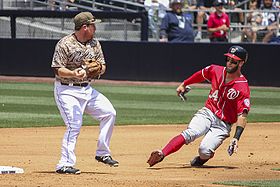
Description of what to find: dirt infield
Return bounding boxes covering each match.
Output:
[0,76,279,186]
[0,123,279,187]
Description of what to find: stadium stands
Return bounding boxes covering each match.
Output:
[0,0,279,43]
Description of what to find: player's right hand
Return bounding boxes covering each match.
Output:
[73,68,87,80]
[176,83,186,96]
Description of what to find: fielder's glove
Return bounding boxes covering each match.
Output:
[228,138,238,156]
[82,59,103,79]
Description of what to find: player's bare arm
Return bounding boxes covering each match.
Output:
[54,67,86,80]
[236,112,248,129]
[228,112,248,156]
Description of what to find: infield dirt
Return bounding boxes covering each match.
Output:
[0,123,279,187]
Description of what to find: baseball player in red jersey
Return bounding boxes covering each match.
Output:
[147,45,250,167]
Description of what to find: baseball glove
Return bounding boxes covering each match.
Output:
[82,59,103,79]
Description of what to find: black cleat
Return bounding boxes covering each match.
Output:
[56,166,81,174]
[190,156,209,167]
[95,155,119,167]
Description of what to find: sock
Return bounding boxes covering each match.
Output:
[162,134,186,157]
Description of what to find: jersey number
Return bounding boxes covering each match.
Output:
[209,90,219,101]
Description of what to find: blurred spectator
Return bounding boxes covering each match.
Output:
[48,0,56,10]
[159,0,195,42]
[48,0,75,10]
[269,11,280,44]
[258,0,279,42]
[145,0,169,38]
[226,0,245,25]
[266,21,280,42]
[273,0,280,8]
[195,0,216,40]
[183,0,198,9]
[207,0,230,42]
[137,0,145,4]
[269,32,280,43]
[244,0,279,43]
[145,0,160,37]
[257,0,280,8]
[241,0,263,42]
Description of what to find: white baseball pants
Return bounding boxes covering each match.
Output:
[54,81,116,170]
[181,107,232,159]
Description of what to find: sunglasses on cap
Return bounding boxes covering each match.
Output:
[226,57,240,65]
[85,18,96,25]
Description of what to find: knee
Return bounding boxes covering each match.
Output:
[181,129,196,144]
[198,145,215,160]
[110,108,116,118]
[105,107,116,119]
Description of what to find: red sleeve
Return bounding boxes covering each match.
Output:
[183,70,204,86]
[183,65,213,86]
[237,87,251,115]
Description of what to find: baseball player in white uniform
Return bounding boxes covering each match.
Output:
[51,12,119,175]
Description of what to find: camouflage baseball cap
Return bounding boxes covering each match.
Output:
[74,12,101,30]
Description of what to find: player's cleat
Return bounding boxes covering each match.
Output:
[56,166,81,174]
[95,155,119,167]
[147,150,165,167]
[190,156,209,167]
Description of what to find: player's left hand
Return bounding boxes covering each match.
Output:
[82,59,103,79]
[228,138,238,156]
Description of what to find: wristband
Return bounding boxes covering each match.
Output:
[233,126,244,140]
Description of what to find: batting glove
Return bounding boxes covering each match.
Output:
[228,138,238,156]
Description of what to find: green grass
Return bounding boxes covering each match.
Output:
[213,180,280,187]
[0,82,280,128]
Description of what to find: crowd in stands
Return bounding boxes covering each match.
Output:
[143,0,280,43]
[241,0,279,42]
[46,0,279,43]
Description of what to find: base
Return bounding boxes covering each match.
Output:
[0,166,24,174]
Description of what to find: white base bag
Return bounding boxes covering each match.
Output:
[0,166,24,174]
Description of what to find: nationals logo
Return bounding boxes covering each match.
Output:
[230,47,238,53]
[227,88,240,99]
[244,98,250,107]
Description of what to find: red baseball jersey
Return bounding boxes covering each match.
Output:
[183,64,250,124]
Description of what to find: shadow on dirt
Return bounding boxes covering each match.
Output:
[34,171,112,175]
[147,165,238,170]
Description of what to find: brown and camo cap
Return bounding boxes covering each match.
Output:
[74,12,101,30]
